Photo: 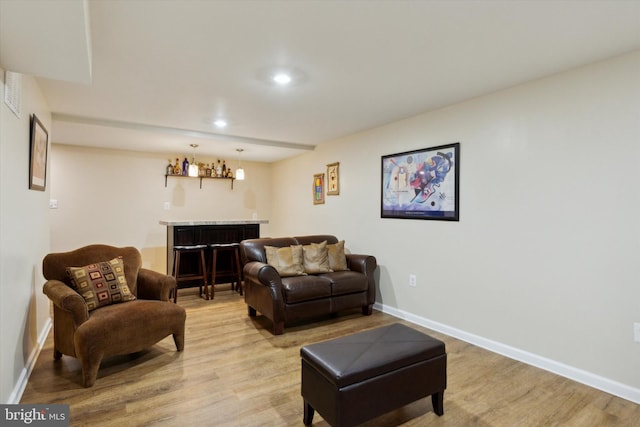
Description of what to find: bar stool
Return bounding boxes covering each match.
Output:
[209,243,243,300]
[172,245,208,302]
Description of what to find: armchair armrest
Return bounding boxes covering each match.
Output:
[43,280,89,325]
[137,268,175,301]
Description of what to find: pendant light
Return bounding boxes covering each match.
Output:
[235,149,245,180]
[188,144,199,177]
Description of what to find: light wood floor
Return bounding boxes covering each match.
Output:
[21,287,639,426]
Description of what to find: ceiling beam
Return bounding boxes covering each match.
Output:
[52,113,315,151]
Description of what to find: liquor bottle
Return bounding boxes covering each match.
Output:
[198,163,205,177]
[216,160,222,177]
[206,163,212,177]
[166,159,173,175]
[182,158,189,176]
[222,160,227,176]
[174,158,181,175]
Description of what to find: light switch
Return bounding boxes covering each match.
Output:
[49,199,58,209]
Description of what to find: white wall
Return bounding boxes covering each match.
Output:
[50,146,273,273]
[0,70,52,403]
[270,52,640,401]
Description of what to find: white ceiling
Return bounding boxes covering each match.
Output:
[2,0,639,162]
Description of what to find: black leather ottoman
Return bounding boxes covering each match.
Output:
[300,323,446,426]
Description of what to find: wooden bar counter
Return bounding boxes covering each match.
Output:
[160,219,268,286]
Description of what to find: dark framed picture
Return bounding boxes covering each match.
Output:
[313,173,325,204]
[381,142,460,221]
[29,114,48,191]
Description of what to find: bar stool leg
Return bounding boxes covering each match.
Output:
[199,249,209,300]
[233,246,243,296]
[210,248,218,300]
[172,250,181,303]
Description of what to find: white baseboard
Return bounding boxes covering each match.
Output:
[7,318,52,404]
[374,303,640,405]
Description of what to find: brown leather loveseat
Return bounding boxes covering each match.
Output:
[240,235,377,335]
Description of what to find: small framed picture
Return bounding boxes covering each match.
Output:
[326,162,340,195]
[313,173,325,204]
[29,114,48,191]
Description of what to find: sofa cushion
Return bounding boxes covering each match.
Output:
[282,275,332,303]
[327,240,348,271]
[66,257,136,311]
[302,241,332,274]
[241,237,298,264]
[265,245,306,277]
[319,271,369,296]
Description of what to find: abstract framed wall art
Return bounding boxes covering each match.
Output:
[313,173,325,204]
[29,114,48,191]
[381,142,459,221]
[326,162,340,195]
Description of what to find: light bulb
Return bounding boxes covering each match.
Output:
[273,73,292,85]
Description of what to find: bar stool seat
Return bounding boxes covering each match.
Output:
[209,243,243,300]
[172,244,208,302]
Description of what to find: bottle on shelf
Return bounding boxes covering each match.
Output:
[174,158,181,175]
[166,159,173,175]
[216,159,222,177]
[222,160,227,176]
[182,158,189,176]
[206,163,212,177]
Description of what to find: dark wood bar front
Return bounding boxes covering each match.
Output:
[160,220,268,289]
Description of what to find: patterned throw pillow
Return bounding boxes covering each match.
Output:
[302,241,332,274]
[265,245,306,277]
[66,257,136,311]
[327,240,348,271]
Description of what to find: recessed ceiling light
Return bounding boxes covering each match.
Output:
[256,66,306,87]
[213,119,228,128]
[273,73,292,85]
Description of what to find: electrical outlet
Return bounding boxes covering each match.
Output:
[49,199,58,209]
[409,274,417,287]
[634,323,640,343]
[163,201,171,210]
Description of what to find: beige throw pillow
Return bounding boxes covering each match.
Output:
[327,240,348,271]
[265,245,306,277]
[302,241,332,274]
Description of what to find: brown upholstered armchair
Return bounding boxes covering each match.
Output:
[42,244,186,387]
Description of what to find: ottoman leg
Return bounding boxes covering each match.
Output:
[303,400,315,425]
[432,391,444,416]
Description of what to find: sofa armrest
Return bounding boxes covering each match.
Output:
[137,268,175,301]
[43,280,89,325]
[243,261,283,290]
[346,254,377,276]
[346,254,377,305]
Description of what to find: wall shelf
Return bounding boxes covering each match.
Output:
[165,174,235,189]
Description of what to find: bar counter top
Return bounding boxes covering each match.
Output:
[159,219,269,226]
